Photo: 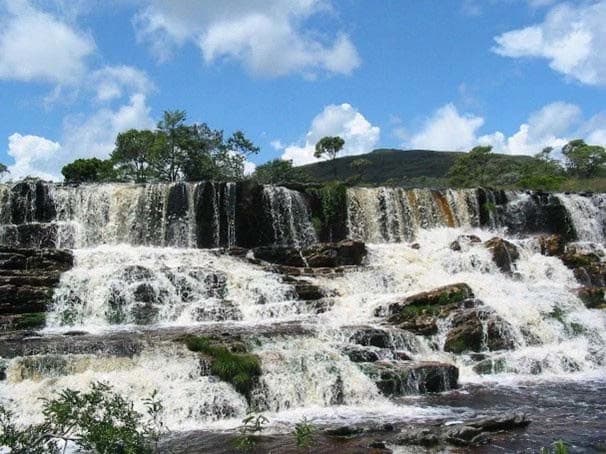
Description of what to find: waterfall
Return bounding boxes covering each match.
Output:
[556,193,606,243]
[2,182,606,441]
[262,185,317,247]
[347,187,480,242]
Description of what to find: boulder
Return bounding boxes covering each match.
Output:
[576,287,606,309]
[538,234,566,257]
[360,361,458,396]
[349,327,395,349]
[449,235,481,252]
[394,412,530,448]
[380,284,475,335]
[444,308,515,354]
[484,237,519,273]
[252,240,366,268]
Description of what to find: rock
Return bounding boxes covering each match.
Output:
[343,346,382,363]
[293,282,324,300]
[466,412,530,431]
[449,235,481,252]
[538,234,566,257]
[484,237,519,273]
[444,308,515,354]
[472,357,507,375]
[349,327,395,349]
[394,412,530,448]
[576,287,606,309]
[360,361,459,396]
[395,427,440,447]
[252,240,367,268]
[325,426,364,437]
[380,284,475,335]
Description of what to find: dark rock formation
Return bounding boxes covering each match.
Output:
[449,234,481,252]
[484,237,519,273]
[360,361,458,396]
[538,234,566,257]
[0,248,73,331]
[576,287,606,309]
[252,240,366,268]
[394,412,530,448]
[444,308,515,353]
[379,283,475,335]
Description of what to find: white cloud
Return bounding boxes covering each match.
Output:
[0,0,95,84]
[493,1,606,85]
[402,101,605,157]
[89,66,155,102]
[6,94,155,181]
[6,133,62,180]
[270,140,285,151]
[282,103,380,165]
[408,104,484,151]
[134,0,360,77]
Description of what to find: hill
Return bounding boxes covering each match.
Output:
[299,148,533,187]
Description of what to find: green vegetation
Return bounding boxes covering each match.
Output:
[61,158,115,184]
[233,414,268,452]
[562,139,606,178]
[181,335,261,399]
[0,382,164,453]
[62,109,259,184]
[314,136,345,178]
[293,417,316,449]
[10,312,46,330]
[252,158,310,184]
[540,439,570,454]
[307,181,348,241]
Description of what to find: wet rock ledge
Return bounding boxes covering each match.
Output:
[0,248,73,331]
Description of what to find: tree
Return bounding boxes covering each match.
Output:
[562,139,606,178]
[252,159,310,184]
[314,136,345,178]
[111,129,157,182]
[448,145,494,187]
[0,382,164,453]
[152,110,190,182]
[0,163,8,177]
[61,158,115,184]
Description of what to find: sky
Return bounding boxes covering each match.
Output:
[1,0,605,180]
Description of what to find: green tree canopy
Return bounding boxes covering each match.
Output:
[562,139,606,178]
[111,129,156,182]
[314,136,345,178]
[61,158,114,184]
[448,145,494,187]
[252,159,310,184]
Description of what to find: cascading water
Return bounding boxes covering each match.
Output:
[1,183,606,449]
[262,185,317,247]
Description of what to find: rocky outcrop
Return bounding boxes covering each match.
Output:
[538,234,566,257]
[444,308,515,353]
[359,361,458,396]
[449,234,481,252]
[379,283,475,335]
[484,237,519,273]
[0,248,73,331]
[576,287,606,309]
[394,412,530,448]
[252,240,366,268]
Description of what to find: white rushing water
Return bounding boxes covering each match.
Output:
[2,185,606,435]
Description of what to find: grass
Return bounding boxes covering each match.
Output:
[180,335,262,399]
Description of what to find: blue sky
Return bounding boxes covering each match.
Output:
[1,0,605,180]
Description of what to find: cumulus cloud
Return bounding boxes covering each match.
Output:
[89,66,155,102]
[134,0,360,77]
[402,101,605,157]
[6,94,155,181]
[408,104,484,151]
[493,1,606,85]
[0,0,95,84]
[281,103,380,165]
[6,133,62,180]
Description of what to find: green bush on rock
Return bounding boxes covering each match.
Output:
[181,335,262,398]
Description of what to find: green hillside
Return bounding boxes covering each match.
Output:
[299,148,533,187]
